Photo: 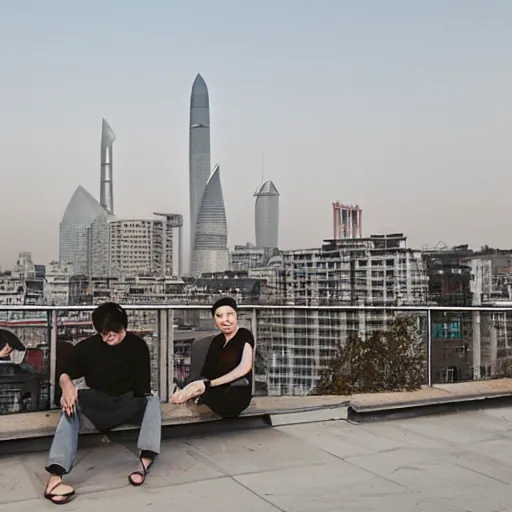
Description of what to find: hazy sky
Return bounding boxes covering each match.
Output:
[0,0,511,269]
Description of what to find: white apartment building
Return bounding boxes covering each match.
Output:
[44,261,75,306]
[230,244,267,272]
[89,218,174,278]
[254,234,429,396]
[0,272,25,306]
[0,253,45,308]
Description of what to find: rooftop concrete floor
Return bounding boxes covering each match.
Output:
[3,404,512,511]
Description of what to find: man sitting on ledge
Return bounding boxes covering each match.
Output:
[44,302,161,505]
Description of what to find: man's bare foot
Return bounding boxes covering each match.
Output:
[44,475,75,504]
[128,457,154,486]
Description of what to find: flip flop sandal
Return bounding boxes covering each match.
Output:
[128,457,154,486]
[44,481,75,505]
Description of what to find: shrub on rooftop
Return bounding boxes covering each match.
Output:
[494,357,512,378]
[312,315,426,395]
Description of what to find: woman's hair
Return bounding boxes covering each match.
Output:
[92,302,128,333]
[211,297,238,317]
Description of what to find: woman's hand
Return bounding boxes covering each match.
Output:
[171,380,206,404]
[0,344,12,358]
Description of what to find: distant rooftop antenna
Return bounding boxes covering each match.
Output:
[260,152,265,185]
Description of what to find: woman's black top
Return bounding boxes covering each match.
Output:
[201,327,255,390]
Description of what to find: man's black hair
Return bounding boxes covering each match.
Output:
[91,302,128,334]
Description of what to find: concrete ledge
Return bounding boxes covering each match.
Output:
[348,391,512,423]
[347,378,512,422]
[0,396,350,456]
[2,379,512,450]
[268,403,349,426]
[0,403,255,443]
[0,396,349,443]
[0,414,275,457]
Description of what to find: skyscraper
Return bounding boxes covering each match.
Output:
[100,118,116,215]
[191,165,229,275]
[59,185,110,274]
[189,74,211,270]
[254,180,280,249]
[60,119,115,273]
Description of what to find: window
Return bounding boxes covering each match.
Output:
[432,321,462,339]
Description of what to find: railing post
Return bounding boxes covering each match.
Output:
[251,308,257,395]
[49,309,58,408]
[427,308,432,387]
[167,308,175,401]
[158,309,168,402]
[472,310,481,380]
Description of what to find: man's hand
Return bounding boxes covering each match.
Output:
[60,381,78,417]
[0,344,12,358]
[171,380,206,404]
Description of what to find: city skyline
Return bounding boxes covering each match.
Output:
[1,1,512,267]
[58,73,240,278]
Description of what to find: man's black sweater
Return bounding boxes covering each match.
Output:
[61,332,151,397]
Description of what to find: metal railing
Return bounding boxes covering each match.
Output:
[1,304,512,414]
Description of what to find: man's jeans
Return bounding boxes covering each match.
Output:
[46,395,161,474]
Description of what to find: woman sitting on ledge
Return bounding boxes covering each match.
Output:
[171,297,254,418]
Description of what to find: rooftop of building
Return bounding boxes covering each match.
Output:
[61,185,111,224]
[254,180,280,197]
[101,117,116,146]
[3,380,512,511]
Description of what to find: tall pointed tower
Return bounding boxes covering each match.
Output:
[254,180,280,249]
[189,74,211,271]
[100,118,116,215]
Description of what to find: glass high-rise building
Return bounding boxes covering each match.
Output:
[59,186,111,274]
[254,180,280,249]
[189,74,211,270]
[189,75,229,275]
[191,165,229,275]
[60,119,116,274]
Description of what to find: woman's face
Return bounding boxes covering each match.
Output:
[214,306,238,336]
